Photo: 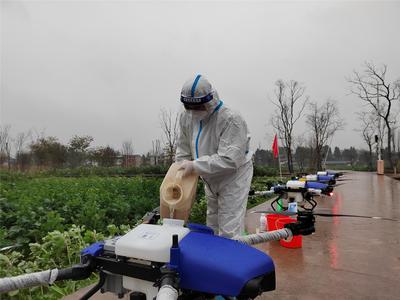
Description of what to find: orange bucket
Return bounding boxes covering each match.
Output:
[267,214,290,231]
[276,218,302,248]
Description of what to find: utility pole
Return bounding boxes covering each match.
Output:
[152,140,156,165]
[323,136,334,170]
[377,82,381,160]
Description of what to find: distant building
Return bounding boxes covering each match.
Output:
[118,155,143,167]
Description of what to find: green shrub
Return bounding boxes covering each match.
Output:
[34,165,169,177]
[0,176,162,250]
[189,197,207,224]
[0,224,135,300]
[253,166,278,177]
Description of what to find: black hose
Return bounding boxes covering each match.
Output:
[80,271,106,300]
[57,262,92,281]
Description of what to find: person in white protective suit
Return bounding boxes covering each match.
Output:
[176,74,253,238]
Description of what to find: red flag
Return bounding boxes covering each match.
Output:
[272,134,279,158]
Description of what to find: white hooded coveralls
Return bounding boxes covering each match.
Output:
[176,75,253,238]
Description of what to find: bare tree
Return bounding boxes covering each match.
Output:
[14,131,31,170]
[270,80,308,174]
[14,131,30,154]
[294,134,312,173]
[30,128,46,145]
[121,139,134,167]
[306,100,344,171]
[159,109,179,166]
[0,125,12,169]
[397,129,400,173]
[348,62,400,171]
[152,139,162,165]
[356,111,377,171]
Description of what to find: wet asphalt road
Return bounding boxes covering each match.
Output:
[246,171,400,300]
[64,172,400,300]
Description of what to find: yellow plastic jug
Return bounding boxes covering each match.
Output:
[160,162,198,222]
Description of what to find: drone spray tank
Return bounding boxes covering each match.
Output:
[285,180,307,204]
[115,219,190,299]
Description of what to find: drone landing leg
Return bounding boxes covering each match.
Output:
[80,271,106,300]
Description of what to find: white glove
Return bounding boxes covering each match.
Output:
[178,160,196,177]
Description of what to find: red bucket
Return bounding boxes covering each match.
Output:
[266,214,290,231]
[276,218,302,248]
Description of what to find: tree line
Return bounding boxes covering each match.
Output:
[1,62,398,173]
[0,132,123,170]
[1,126,395,173]
[269,62,399,173]
[0,110,179,171]
[254,145,384,172]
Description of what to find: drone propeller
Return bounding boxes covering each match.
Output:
[255,180,284,185]
[0,244,20,252]
[336,178,354,182]
[308,213,399,222]
[251,210,400,222]
[251,210,297,216]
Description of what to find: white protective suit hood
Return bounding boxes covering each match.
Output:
[180,75,220,121]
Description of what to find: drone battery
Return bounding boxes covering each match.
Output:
[318,175,335,182]
[305,181,328,190]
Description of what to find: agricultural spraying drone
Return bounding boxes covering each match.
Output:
[250,178,336,212]
[0,208,316,300]
[295,170,345,185]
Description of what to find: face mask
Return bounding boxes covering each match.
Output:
[190,110,209,120]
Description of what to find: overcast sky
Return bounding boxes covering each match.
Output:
[1,0,400,154]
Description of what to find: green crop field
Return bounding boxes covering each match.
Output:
[0,175,162,248]
[0,171,281,299]
[0,173,165,299]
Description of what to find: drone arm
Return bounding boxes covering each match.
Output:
[0,269,59,293]
[80,271,106,300]
[157,285,178,300]
[153,264,179,300]
[254,190,275,196]
[235,212,316,245]
[234,228,292,245]
[249,190,275,197]
[0,261,93,294]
